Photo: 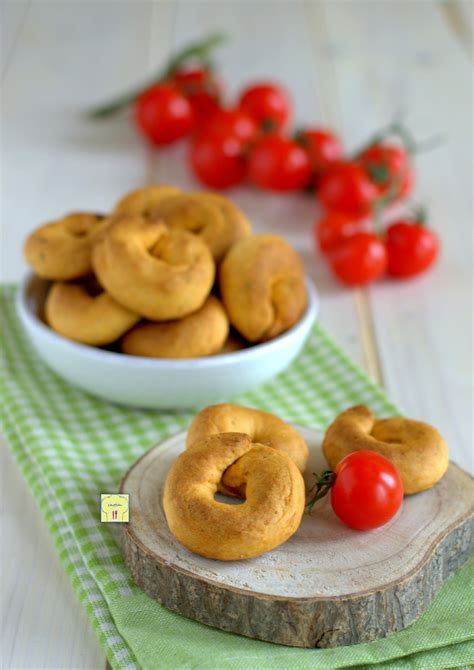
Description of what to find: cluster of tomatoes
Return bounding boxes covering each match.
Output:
[91,35,439,288]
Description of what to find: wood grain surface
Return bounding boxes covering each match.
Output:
[120,427,473,647]
[1,0,472,667]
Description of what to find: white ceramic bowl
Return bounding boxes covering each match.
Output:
[16,273,319,409]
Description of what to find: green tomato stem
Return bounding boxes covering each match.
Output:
[305,469,336,513]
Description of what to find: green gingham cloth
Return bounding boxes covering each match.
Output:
[1,284,473,669]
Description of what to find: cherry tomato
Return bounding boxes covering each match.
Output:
[331,451,403,530]
[359,144,414,200]
[247,135,312,192]
[134,83,194,145]
[296,128,344,176]
[172,66,221,95]
[238,82,291,132]
[172,66,222,125]
[190,129,246,189]
[329,232,387,286]
[186,91,221,125]
[318,162,379,215]
[386,220,439,278]
[201,108,258,144]
[315,211,372,255]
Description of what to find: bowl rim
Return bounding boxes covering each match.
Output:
[16,272,319,370]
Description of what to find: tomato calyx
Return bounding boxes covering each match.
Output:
[306,469,336,512]
[365,161,391,186]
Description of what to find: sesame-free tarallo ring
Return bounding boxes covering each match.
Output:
[92,215,215,321]
[121,296,229,359]
[112,184,183,217]
[146,191,252,263]
[24,212,107,280]
[163,432,306,560]
[322,405,449,494]
[186,403,309,496]
[220,234,307,342]
[45,280,140,346]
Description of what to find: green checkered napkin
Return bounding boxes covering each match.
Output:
[1,284,473,670]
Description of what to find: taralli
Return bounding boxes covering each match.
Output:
[45,281,140,346]
[186,403,309,495]
[150,192,252,262]
[24,212,107,280]
[92,215,215,320]
[121,296,229,358]
[112,185,182,217]
[322,405,449,494]
[220,234,307,341]
[163,432,306,560]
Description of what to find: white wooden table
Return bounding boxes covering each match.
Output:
[1,1,472,668]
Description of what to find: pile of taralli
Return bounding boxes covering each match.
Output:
[163,403,449,560]
[23,186,308,357]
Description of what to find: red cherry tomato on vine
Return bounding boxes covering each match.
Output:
[386,220,439,278]
[359,144,414,200]
[190,129,246,189]
[331,451,403,530]
[186,92,221,125]
[247,135,312,192]
[318,162,379,215]
[238,82,291,132]
[202,108,258,144]
[329,232,387,286]
[134,83,194,145]
[172,67,222,125]
[296,128,344,176]
[172,66,222,94]
[315,211,372,255]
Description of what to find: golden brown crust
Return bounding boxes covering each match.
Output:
[112,185,182,217]
[45,281,140,346]
[149,192,252,263]
[92,215,215,321]
[186,403,309,496]
[219,235,307,342]
[24,213,107,280]
[121,296,229,359]
[163,433,305,560]
[322,405,449,494]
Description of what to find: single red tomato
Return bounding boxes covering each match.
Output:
[315,211,372,255]
[172,66,221,95]
[329,232,387,286]
[296,128,344,175]
[187,91,221,125]
[359,144,414,200]
[201,108,258,144]
[318,162,379,215]
[190,129,246,189]
[247,135,312,192]
[172,66,222,125]
[386,220,439,278]
[238,82,292,132]
[134,83,194,145]
[331,451,403,530]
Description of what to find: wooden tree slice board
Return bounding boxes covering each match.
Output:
[120,426,473,648]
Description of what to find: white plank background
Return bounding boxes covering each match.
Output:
[1,1,472,668]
